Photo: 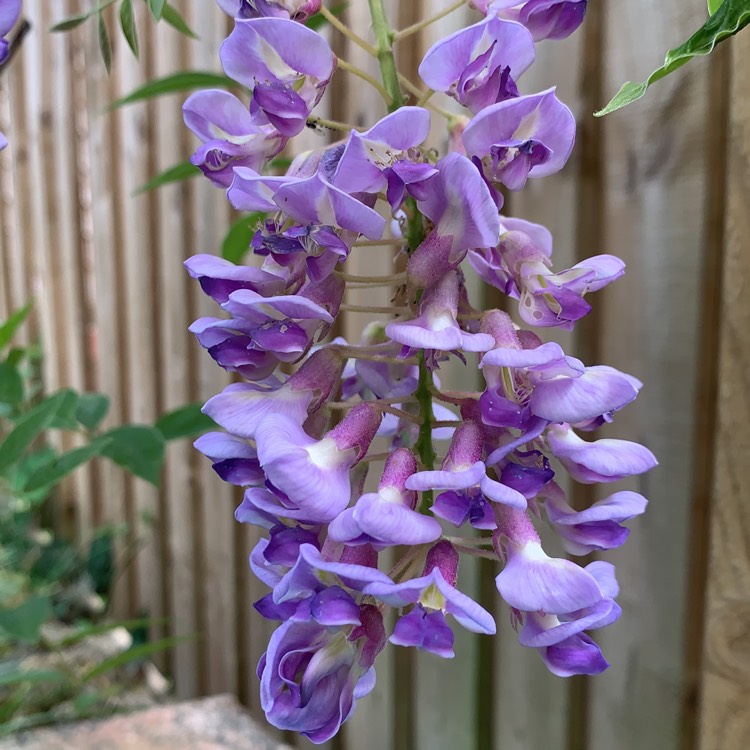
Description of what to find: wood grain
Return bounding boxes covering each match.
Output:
[698,30,750,750]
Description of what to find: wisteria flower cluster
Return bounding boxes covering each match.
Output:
[186,0,656,742]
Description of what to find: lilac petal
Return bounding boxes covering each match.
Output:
[481,341,566,368]
[390,608,455,659]
[274,172,386,240]
[541,633,609,677]
[350,491,443,546]
[273,544,391,603]
[265,524,320,566]
[307,587,362,627]
[194,431,256,461]
[495,541,603,614]
[585,561,620,599]
[419,17,535,113]
[223,288,334,323]
[546,424,658,483]
[333,107,431,194]
[385,317,463,352]
[0,0,21,37]
[463,88,576,183]
[366,570,496,635]
[185,254,287,301]
[228,168,293,212]
[486,416,548,465]
[501,217,553,256]
[252,81,309,137]
[406,461,487,492]
[479,474,528,509]
[202,382,312,439]
[254,593,299,621]
[530,365,640,424]
[235,489,281,529]
[433,490,496,529]
[256,414,354,523]
[250,537,286,587]
[327,507,369,545]
[558,491,648,526]
[519,597,619,648]
[183,89,256,141]
[220,17,335,89]
[417,152,501,253]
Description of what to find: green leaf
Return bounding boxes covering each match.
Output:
[108,70,240,109]
[0,596,52,643]
[76,393,111,431]
[0,362,23,406]
[48,388,81,430]
[23,438,110,493]
[155,403,216,441]
[55,617,160,648]
[221,213,266,264]
[98,12,112,74]
[49,0,118,32]
[147,0,166,21]
[82,635,188,682]
[708,0,725,14]
[134,159,199,195]
[597,0,750,116]
[162,3,198,39]
[100,425,166,485]
[0,391,71,475]
[0,664,67,688]
[119,0,139,57]
[0,302,32,350]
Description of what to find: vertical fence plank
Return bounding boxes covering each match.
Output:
[591,1,710,749]
[698,31,750,750]
[489,26,585,750]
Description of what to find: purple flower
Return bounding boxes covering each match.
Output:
[259,604,385,742]
[519,594,620,676]
[183,90,285,186]
[494,506,604,615]
[329,449,442,547]
[217,0,321,21]
[419,17,535,113]
[545,423,659,483]
[365,542,496,658]
[542,483,648,555]
[469,227,625,329]
[273,543,392,604]
[386,272,495,357]
[479,311,642,427]
[184,254,290,302]
[201,348,343,439]
[221,17,336,136]
[333,107,436,209]
[274,171,386,240]
[193,431,264,486]
[407,421,527,511]
[408,153,502,289]
[0,0,21,66]
[463,88,575,191]
[255,404,381,523]
[481,0,588,41]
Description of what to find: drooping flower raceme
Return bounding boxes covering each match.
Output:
[186,1,654,742]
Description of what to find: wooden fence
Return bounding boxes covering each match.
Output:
[0,1,748,748]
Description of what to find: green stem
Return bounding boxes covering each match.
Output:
[367,0,404,112]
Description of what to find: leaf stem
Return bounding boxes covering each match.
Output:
[367,0,405,112]
[395,0,465,40]
[320,5,377,56]
[337,58,392,103]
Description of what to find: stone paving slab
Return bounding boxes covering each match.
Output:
[0,695,291,750]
